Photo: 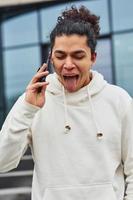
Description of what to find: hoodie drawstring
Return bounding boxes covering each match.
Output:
[87,87,103,140]
[62,86,71,134]
[62,85,103,139]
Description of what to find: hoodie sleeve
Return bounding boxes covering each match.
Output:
[0,94,40,172]
[121,98,133,200]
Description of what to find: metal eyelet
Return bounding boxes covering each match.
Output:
[65,125,71,134]
[97,133,103,140]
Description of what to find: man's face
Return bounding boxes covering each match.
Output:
[51,34,96,92]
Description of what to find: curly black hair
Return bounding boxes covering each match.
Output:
[50,5,100,53]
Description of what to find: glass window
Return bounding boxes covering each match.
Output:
[113,33,133,96]
[93,39,113,83]
[3,46,41,110]
[2,11,39,47]
[0,87,3,108]
[112,0,133,31]
[0,70,5,109]
[0,97,3,109]
[0,111,4,129]
[40,0,109,43]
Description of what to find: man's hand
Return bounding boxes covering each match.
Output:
[25,63,49,108]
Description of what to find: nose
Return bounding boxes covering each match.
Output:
[63,57,75,70]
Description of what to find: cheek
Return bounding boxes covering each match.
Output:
[74,59,91,69]
[52,60,63,72]
[77,64,90,74]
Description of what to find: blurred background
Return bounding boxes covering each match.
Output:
[0,0,133,199]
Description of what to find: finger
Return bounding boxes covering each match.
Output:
[37,63,48,73]
[26,81,49,91]
[31,71,49,84]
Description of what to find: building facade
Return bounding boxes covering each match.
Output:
[0,0,133,199]
[0,0,133,127]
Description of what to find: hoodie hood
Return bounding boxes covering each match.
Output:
[46,70,107,135]
[46,70,107,98]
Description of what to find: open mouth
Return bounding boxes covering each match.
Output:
[63,75,79,80]
[62,74,79,92]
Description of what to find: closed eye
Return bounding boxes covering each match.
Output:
[72,51,86,59]
[54,52,66,60]
[56,55,66,60]
[73,54,85,60]
[74,55,85,59]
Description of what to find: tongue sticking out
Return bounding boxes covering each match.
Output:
[64,76,78,92]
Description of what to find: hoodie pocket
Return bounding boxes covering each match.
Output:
[43,183,117,200]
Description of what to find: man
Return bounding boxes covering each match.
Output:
[0,5,133,200]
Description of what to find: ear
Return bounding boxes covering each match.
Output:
[91,52,97,62]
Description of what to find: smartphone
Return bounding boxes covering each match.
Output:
[37,52,51,92]
[39,52,51,82]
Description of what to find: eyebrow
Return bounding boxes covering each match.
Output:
[54,49,86,54]
[54,50,65,54]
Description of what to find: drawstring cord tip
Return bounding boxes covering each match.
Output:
[97,133,103,140]
[65,125,71,134]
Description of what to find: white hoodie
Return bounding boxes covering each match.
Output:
[0,71,133,200]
